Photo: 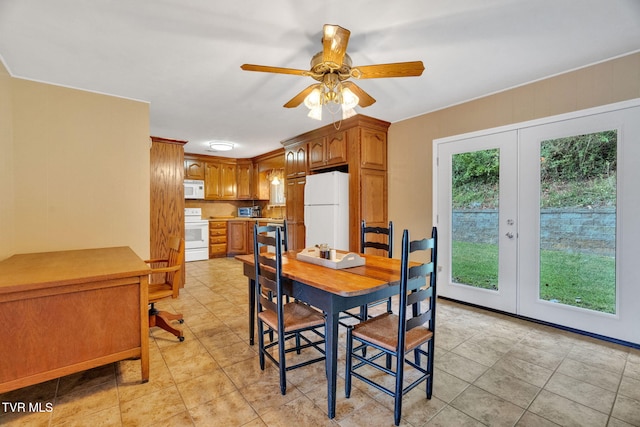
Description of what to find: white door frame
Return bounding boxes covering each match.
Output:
[435,130,518,313]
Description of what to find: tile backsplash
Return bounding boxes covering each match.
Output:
[185,200,285,219]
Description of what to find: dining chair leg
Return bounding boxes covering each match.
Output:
[249,278,255,345]
[394,355,405,426]
[426,341,434,398]
[345,326,353,398]
[257,321,266,370]
[279,335,287,395]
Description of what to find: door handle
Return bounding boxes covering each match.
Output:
[505,232,514,239]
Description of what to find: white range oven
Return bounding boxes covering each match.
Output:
[184,208,209,261]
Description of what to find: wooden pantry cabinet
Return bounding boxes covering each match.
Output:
[282,114,390,252]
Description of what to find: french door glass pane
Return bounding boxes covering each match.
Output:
[451,149,500,290]
[539,131,617,313]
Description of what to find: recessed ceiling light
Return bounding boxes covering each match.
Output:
[207,141,234,151]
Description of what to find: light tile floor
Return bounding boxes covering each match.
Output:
[2,257,639,426]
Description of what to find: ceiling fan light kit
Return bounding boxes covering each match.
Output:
[241,24,424,122]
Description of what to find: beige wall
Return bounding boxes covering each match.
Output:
[388,52,640,249]
[0,66,151,260]
[0,61,15,260]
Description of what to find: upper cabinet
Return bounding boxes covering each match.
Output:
[360,128,387,170]
[184,148,284,201]
[204,161,223,199]
[254,149,286,200]
[236,160,253,200]
[308,131,348,170]
[285,142,307,178]
[202,159,237,200]
[219,161,237,199]
[185,159,205,180]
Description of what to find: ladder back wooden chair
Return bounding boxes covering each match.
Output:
[345,227,437,426]
[347,220,394,322]
[145,236,185,342]
[254,224,326,395]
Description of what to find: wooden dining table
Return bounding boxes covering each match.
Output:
[235,250,404,419]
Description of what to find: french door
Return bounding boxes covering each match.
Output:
[436,131,518,313]
[435,101,640,344]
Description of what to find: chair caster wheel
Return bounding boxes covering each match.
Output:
[178,336,185,342]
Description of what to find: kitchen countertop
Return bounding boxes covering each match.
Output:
[207,217,284,223]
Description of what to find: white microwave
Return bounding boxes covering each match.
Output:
[184,179,205,199]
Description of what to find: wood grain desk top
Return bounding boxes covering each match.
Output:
[235,251,402,297]
[0,246,151,294]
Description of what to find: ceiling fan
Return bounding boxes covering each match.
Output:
[241,24,424,119]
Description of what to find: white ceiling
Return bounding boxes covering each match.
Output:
[1,0,639,158]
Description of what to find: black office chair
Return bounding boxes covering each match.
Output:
[345,227,437,426]
[254,224,326,395]
[360,220,394,319]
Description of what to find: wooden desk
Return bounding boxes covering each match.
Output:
[236,251,403,420]
[0,247,151,393]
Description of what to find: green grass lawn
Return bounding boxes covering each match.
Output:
[451,241,616,313]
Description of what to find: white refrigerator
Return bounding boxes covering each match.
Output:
[304,171,350,251]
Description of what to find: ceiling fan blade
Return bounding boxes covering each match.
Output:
[322,24,350,66]
[283,84,319,108]
[351,61,425,79]
[241,64,308,76]
[342,81,376,108]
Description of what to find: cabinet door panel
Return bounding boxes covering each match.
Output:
[308,137,326,169]
[220,163,237,199]
[236,162,252,199]
[296,145,307,176]
[185,160,205,179]
[227,221,248,254]
[326,131,347,165]
[360,169,387,224]
[361,129,387,170]
[205,162,222,199]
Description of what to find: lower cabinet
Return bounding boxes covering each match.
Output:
[227,221,248,255]
[209,221,227,258]
[227,220,276,256]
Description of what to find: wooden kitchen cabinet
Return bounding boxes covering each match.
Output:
[360,128,387,170]
[253,148,286,200]
[360,169,387,225]
[285,177,306,250]
[285,142,307,178]
[236,160,252,200]
[151,136,186,285]
[204,160,236,200]
[282,114,390,252]
[184,150,284,201]
[204,161,222,199]
[209,221,227,258]
[308,131,348,170]
[185,159,205,179]
[220,162,237,199]
[227,220,248,255]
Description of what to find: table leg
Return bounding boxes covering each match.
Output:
[140,274,150,383]
[326,310,339,419]
[248,277,256,345]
